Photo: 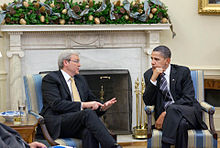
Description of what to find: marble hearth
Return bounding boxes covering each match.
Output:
[0,24,170,128]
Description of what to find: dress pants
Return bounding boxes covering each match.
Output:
[162,104,196,148]
[59,109,116,148]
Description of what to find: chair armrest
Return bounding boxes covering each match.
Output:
[200,101,215,113]
[199,102,218,139]
[144,106,155,139]
[29,110,59,146]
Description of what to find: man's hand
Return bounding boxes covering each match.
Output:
[101,98,117,111]
[29,141,46,148]
[151,67,163,82]
[155,111,166,130]
[82,101,104,110]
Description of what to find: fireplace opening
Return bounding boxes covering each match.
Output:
[204,79,220,107]
[80,69,132,134]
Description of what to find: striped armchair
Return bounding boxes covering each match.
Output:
[145,70,218,148]
[23,74,82,148]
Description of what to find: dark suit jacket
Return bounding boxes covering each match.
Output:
[39,70,104,139]
[143,64,207,129]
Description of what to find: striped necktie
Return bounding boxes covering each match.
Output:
[159,73,174,108]
[70,77,81,102]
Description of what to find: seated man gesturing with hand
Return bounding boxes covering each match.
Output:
[37,50,121,148]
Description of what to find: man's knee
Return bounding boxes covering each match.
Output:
[82,109,97,118]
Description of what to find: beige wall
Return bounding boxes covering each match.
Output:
[160,0,220,70]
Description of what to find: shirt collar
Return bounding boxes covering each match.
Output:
[164,64,171,76]
[61,69,71,82]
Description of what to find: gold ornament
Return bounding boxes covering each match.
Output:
[39,6,46,13]
[85,5,89,9]
[151,8,157,14]
[50,3,55,8]
[40,15,45,23]
[62,9,67,14]
[89,0,93,7]
[19,18,26,25]
[138,9,143,14]
[59,19,65,25]
[149,13,153,19]
[33,2,40,8]
[161,18,168,23]
[131,1,136,6]
[139,4,144,9]
[1,3,8,11]
[94,17,100,24]
[23,1,29,8]
[115,0,121,6]
[124,15,129,20]
[88,15,94,21]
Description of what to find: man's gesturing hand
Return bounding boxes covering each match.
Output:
[82,101,104,110]
[101,98,117,111]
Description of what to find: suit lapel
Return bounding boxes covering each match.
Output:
[170,65,177,99]
[58,70,71,97]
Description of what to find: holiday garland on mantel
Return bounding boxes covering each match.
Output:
[0,0,170,24]
[0,0,175,37]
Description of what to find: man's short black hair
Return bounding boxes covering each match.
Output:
[153,45,171,59]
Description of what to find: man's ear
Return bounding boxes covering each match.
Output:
[63,60,69,66]
[166,58,171,64]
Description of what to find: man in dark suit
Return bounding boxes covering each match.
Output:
[143,46,207,148]
[0,123,46,148]
[39,50,121,148]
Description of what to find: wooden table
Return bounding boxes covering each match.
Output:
[0,114,38,143]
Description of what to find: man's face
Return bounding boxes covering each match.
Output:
[151,51,170,71]
[64,54,80,76]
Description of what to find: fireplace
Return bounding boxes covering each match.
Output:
[80,69,132,134]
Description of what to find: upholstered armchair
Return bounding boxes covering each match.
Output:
[145,70,218,148]
[23,74,82,147]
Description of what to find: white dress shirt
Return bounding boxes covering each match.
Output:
[61,70,74,101]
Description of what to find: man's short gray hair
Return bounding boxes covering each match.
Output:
[58,50,79,69]
[153,45,171,59]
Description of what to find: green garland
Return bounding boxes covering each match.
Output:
[0,0,169,25]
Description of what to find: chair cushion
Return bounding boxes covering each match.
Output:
[24,74,46,113]
[147,129,217,148]
[55,138,82,148]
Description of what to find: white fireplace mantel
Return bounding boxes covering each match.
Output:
[1,24,170,32]
[0,24,170,126]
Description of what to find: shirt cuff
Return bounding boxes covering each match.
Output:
[80,102,83,110]
[150,79,157,86]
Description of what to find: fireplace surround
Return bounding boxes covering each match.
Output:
[0,24,170,128]
[80,69,132,134]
